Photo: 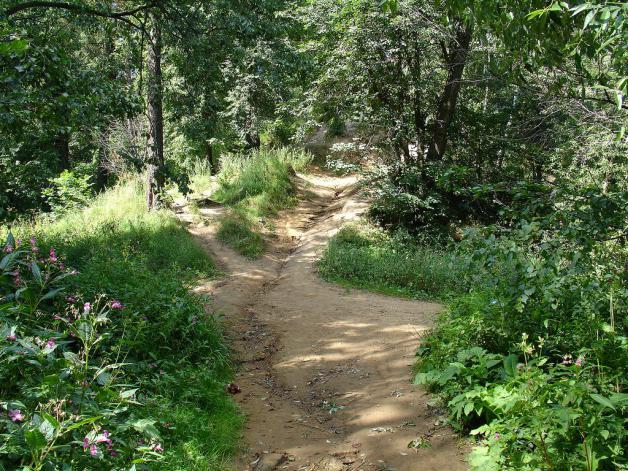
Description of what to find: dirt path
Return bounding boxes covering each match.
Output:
[185,174,468,471]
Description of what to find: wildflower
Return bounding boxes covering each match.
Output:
[66,295,77,303]
[494,432,501,440]
[30,237,36,246]
[96,430,112,445]
[562,354,573,365]
[45,338,56,349]
[81,380,89,388]
[49,248,58,263]
[110,300,124,310]
[2,244,13,253]
[575,357,584,367]
[6,333,17,342]
[152,443,164,453]
[83,302,91,313]
[8,409,24,422]
[59,262,65,270]
[90,444,98,456]
[83,437,89,450]
[16,239,21,247]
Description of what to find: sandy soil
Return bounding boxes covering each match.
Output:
[184,173,468,471]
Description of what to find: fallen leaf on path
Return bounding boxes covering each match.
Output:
[226,383,242,394]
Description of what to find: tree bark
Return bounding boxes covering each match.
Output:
[426,21,472,162]
[54,133,70,171]
[146,10,165,209]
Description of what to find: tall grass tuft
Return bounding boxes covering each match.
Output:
[213,147,312,257]
[318,222,468,300]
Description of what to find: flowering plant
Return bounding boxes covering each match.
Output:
[1,233,164,469]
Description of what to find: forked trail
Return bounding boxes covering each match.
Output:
[186,173,467,471]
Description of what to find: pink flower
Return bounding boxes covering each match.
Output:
[96,430,112,444]
[6,333,17,342]
[110,300,124,310]
[8,409,24,422]
[16,239,21,247]
[494,432,500,440]
[575,357,584,367]
[66,296,77,303]
[30,237,37,246]
[151,443,163,453]
[90,444,98,456]
[45,338,56,349]
[49,248,58,263]
[83,437,89,450]
[83,302,91,313]
[2,244,13,253]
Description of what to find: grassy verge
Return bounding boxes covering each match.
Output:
[5,179,242,469]
[211,147,311,258]
[317,222,467,301]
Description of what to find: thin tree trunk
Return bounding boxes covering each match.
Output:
[427,21,472,162]
[146,10,164,209]
[54,133,70,171]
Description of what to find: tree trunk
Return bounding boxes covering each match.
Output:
[54,133,70,171]
[426,21,472,162]
[95,39,116,191]
[146,10,165,209]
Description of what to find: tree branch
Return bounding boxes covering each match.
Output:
[5,1,153,19]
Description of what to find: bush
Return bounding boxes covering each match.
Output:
[42,170,94,215]
[415,187,628,470]
[1,179,242,469]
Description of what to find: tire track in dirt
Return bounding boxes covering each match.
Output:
[185,173,468,471]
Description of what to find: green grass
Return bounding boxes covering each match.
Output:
[216,214,265,259]
[212,147,312,257]
[318,222,468,301]
[4,178,242,470]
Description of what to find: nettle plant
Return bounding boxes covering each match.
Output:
[0,234,163,469]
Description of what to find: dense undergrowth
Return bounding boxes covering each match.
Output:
[210,147,312,258]
[0,179,242,469]
[320,187,627,470]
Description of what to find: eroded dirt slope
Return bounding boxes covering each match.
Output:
[185,173,468,471]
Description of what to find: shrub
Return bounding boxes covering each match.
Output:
[415,187,628,470]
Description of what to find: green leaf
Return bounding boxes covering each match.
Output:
[503,354,519,377]
[64,415,102,432]
[132,419,160,439]
[583,9,596,29]
[464,402,474,416]
[41,412,60,430]
[24,429,47,452]
[120,389,138,399]
[590,394,616,411]
[31,262,42,285]
[41,288,63,301]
